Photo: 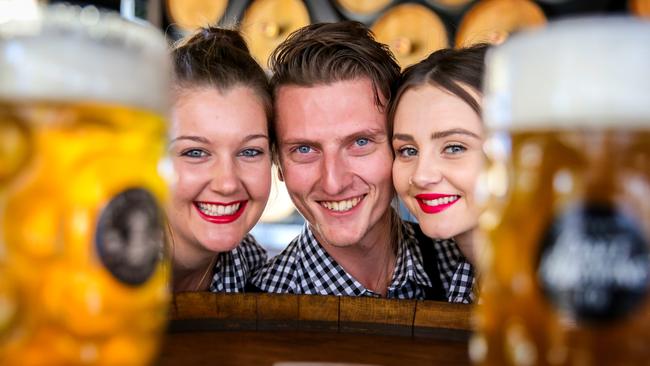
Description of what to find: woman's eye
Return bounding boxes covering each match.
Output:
[355,137,369,147]
[239,148,263,157]
[182,149,207,158]
[398,147,418,157]
[444,144,467,154]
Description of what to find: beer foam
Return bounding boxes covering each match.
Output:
[484,18,650,130]
[0,5,170,114]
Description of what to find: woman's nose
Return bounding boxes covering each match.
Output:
[209,159,239,195]
[410,156,443,188]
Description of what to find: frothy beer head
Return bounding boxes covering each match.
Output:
[0,5,170,113]
[483,18,650,130]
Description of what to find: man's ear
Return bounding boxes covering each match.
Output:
[276,164,284,182]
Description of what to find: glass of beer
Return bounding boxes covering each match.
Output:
[473,18,650,365]
[0,5,171,365]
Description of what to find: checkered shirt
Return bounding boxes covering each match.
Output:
[250,220,433,299]
[209,234,267,293]
[433,238,476,304]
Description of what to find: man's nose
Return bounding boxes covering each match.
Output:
[320,152,352,196]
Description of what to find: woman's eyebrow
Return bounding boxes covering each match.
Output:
[392,133,414,142]
[431,128,480,140]
[170,135,210,144]
[242,134,269,143]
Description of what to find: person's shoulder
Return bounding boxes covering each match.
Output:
[236,234,268,272]
[268,231,307,265]
[238,234,267,257]
[401,220,430,246]
[249,234,304,293]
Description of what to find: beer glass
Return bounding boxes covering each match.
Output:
[0,5,171,365]
[473,18,650,365]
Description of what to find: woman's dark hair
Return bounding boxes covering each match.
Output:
[387,43,489,136]
[171,26,274,152]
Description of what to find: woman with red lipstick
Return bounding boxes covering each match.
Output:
[389,44,489,303]
[168,27,273,292]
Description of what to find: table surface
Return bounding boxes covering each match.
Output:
[157,330,470,366]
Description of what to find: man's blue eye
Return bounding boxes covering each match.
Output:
[356,138,369,146]
[297,146,312,154]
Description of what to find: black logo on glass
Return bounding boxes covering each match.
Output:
[96,188,164,285]
[537,203,649,324]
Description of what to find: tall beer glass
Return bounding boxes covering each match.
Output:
[473,18,650,365]
[0,5,171,365]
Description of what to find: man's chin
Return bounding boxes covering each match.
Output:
[311,223,366,248]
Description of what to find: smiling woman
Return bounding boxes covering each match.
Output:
[168,26,273,293]
[389,44,489,303]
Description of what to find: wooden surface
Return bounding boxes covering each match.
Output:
[157,330,470,366]
[171,292,472,337]
[163,293,473,365]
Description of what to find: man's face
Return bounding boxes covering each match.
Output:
[275,78,394,248]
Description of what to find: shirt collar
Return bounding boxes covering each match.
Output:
[209,239,249,292]
[299,225,370,296]
[389,221,433,292]
[432,237,463,291]
[299,220,433,297]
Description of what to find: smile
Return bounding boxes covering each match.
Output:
[318,195,365,213]
[194,200,247,223]
[415,193,460,214]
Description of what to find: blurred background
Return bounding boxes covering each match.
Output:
[6,0,649,256]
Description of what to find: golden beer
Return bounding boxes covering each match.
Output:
[0,6,171,365]
[473,19,650,365]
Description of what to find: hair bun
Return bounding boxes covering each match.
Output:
[200,27,250,54]
[178,26,251,55]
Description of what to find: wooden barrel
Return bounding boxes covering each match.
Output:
[425,0,474,11]
[455,0,546,47]
[162,292,473,365]
[166,0,229,32]
[335,0,394,15]
[630,0,650,18]
[372,3,449,68]
[240,0,310,69]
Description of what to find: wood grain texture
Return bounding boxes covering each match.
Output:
[256,293,299,330]
[413,300,473,340]
[170,293,474,336]
[173,292,218,319]
[214,293,257,330]
[297,294,340,331]
[158,330,470,366]
[414,300,472,330]
[339,297,416,336]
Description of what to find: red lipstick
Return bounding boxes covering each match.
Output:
[415,193,460,214]
[194,200,247,224]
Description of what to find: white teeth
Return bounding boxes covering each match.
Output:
[422,196,459,207]
[197,202,241,216]
[320,196,363,212]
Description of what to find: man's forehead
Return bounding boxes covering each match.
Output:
[274,81,388,144]
[275,78,386,104]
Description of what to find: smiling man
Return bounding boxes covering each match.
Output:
[250,22,460,299]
